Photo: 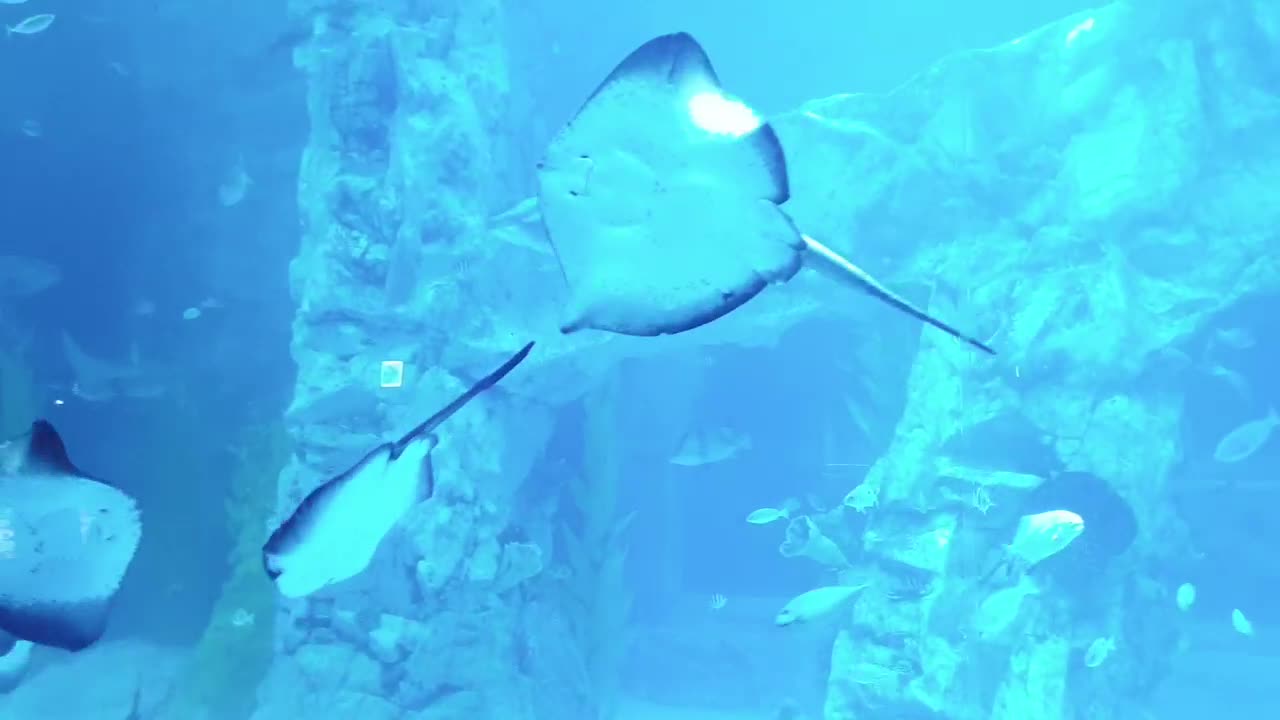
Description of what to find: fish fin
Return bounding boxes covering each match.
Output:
[0,599,114,652]
[573,33,787,203]
[23,420,87,477]
[800,235,996,355]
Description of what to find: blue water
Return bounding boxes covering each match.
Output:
[2,1,1278,719]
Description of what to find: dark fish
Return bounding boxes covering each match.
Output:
[0,421,142,651]
[262,342,534,598]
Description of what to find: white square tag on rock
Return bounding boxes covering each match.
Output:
[379,360,405,388]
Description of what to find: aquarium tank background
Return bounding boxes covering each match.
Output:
[0,0,1277,718]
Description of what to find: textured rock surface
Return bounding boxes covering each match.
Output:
[0,641,184,719]
[763,2,1277,719]
[263,0,1276,718]
[256,1,573,718]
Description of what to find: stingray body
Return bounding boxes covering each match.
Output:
[536,32,994,354]
[0,421,142,651]
[262,342,534,598]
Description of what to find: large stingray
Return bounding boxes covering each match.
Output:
[0,421,142,651]
[535,32,995,354]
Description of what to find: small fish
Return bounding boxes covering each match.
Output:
[19,119,41,138]
[1175,582,1196,611]
[669,426,750,466]
[182,307,202,320]
[262,342,534,598]
[1083,636,1116,668]
[1007,509,1085,568]
[1212,327,1255,350]
[1231,608,1254,636]
[5,13,54,36]
[230,608,255,627]
[745,507,789,525]
[708,593,727,611]
[971,575,1040,638]
[0,254,60,297]
[217,156,253,207]
[1207,364,1250,399]
[198,297,224,310]
[775,585,866,627]
[1213,409,1278,463]
[0,637,33,693]
[983,509,1085,585]
[0,420,142,650]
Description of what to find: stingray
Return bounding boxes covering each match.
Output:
[262,342,534,598]
[534,33,995,354]
[0,420,142,651]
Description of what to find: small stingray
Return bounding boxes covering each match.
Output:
[536,33,994,354]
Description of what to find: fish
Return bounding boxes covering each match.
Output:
[971,574,1040,639]
[775,585,866,626]
[1231,608,1254,636]
[0,420,143,651]
[59,333,163,403]
[1006,509,1085,569]
[745,507,789,524]
[1019,471,1136,583]
[534,32,995,354]
[1207,363,1250,399]
[5,13,54,35]
[218,156,253,207]
[984,509,1085,585]
[1175,582,1196,611]
[1211,327,1255,350]
[0,254,60,298]
[669,426,750,466]
[1213,409,1278,463]
[1083,636,1116,668]
[262,342,534,598]
[0,634,33,693]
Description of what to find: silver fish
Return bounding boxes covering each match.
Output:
[5,13,54,36]
[1213,409,1279,463]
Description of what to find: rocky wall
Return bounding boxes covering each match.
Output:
[763,1,1278,718]
[252,2,576,718]
[259,0,1277,718]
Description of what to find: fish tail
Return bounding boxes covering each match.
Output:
[800,234,997,355]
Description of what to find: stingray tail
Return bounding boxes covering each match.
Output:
[800,235,996,355]
[393,342,535,448]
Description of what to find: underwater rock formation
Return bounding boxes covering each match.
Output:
[258,1,565,718]
[767,2,1277,719]
[268,0,1275,718]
